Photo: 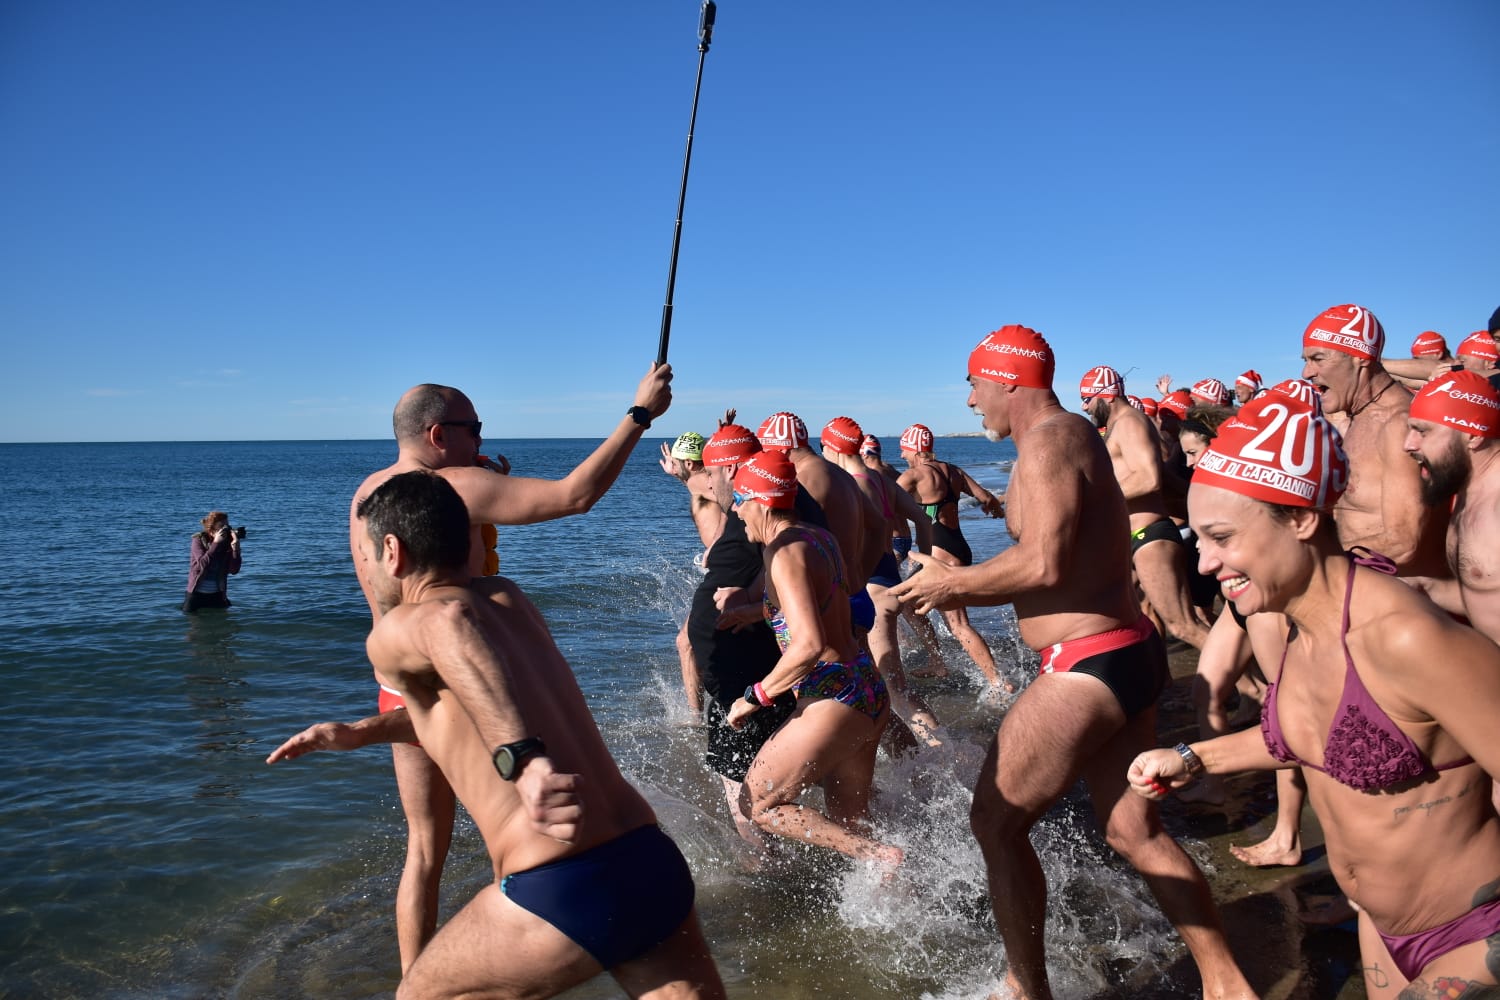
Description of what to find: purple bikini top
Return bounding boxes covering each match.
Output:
[1260,550,1474,792]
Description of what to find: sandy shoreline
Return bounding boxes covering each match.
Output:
[1154,642,1364,1000]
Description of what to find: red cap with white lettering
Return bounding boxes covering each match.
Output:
[899,423,934,453]
[1457,331,1499,363]
[1159,390,1193,419]
[1265,378,1325,417]
[1410,369,1500,438]
[968,325,1054,389]
[1193,395,1348,508]
[1191,378,1229,406]
[820,416,864,455]
[1080,365,1124,401]
[1410,331,1448,359]
[1302,304,1385,362]
[703,424,763,467]
[756,412,809,452]
[732,450,799,509]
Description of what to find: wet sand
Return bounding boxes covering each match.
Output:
[1151,642,1365,1000]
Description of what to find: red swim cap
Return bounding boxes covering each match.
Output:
[1236,370,1262,391]
[732,450,798,509]
[702,424,762,467]
[1126,395,1144,412]
[1080,365,1125,401]
[1159,390,1193,419]
[1191,378,1229,406]
[1193,395,1348,509]
[1138,397,1159,417]
[899,423,934,452]
[1303,304,1385,362]
[1410,331,1448,359]
[820,416,864,455]
[1410,370,1500,438]
[1457,331,1499,363]
[757,412,809,451]
[1265,378,1325,416]
[968,325,1055,389]
[859,434,881,456]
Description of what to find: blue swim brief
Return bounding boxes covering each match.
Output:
[867,551,902,588]
[849,589,876,632]
[500,824,695,969]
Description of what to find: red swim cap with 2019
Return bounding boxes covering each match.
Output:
[1193,394,1347,508]
[899,423,934,453]
[1265,378,1325,416]
[1303,304,1385,362]
[1191,378,1229,406]
[1080,365,1124,401]
[757,412,809,451]
[968,325,1054,389]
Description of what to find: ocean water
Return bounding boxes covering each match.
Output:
[0,437,1207,999]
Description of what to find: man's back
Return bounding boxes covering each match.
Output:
[368,575,656,878]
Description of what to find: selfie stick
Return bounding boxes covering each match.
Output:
[655,0,716,366]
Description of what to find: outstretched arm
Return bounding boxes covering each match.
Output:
[265,709,416,763]
[440,363,672,525]
[891,430,1084,613]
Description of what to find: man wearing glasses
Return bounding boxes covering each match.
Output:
[272,363,672,974]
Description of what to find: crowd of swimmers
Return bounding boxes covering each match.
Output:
[264,301,1500,1000]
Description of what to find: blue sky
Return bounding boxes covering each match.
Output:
[3,1,1496,443]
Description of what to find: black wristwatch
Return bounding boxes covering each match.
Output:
[492,737,546,781]
[626,405,653,429]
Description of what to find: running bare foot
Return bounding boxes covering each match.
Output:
[1229,833,1302,868]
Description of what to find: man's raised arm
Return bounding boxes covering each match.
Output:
[441,363,672,526]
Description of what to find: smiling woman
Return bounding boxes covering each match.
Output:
[1133,393,1500,999]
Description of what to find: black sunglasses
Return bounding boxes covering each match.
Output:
[437,420,482,436]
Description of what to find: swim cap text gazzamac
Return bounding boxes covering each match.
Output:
[732,450,798,509]
[702,424,762,467]
[1193,394,1348,509]
[1410,370,1500,439]
[1457,331,1499,364]
[1303,304,1385,362]
[820,416,864,456]
[968,325,1054,389]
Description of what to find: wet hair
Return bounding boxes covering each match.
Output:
[357,471,471,572]
[393,384,456,443]
[1179,404,1234,442]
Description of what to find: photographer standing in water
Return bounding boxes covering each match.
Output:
[184,511,242,612]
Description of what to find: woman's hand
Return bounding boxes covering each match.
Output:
[1128,748,1191,799]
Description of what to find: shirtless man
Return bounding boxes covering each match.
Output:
[271,472,724,999]
[1081,364,1211,651]
[280,366,671,971]
[1300,303,1447,575]
[820,415,942,744]
[890,326,1254,1000]
[897,423,1007,687]
[1403,370,1500,639]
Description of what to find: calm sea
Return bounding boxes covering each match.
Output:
[0,436,1203,999]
